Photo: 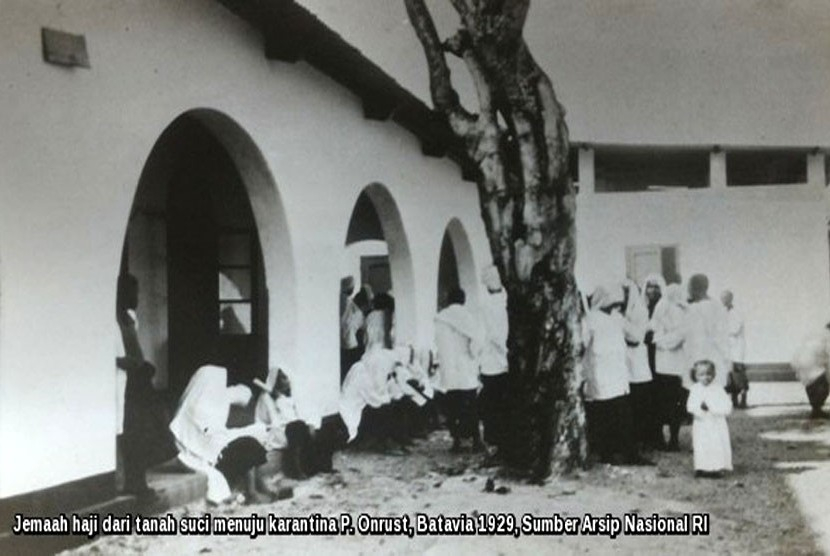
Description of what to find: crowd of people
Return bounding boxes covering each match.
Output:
[583,273,744,477]
[336,266,509,462]
[115,274,336,507]
[116,266,758,507]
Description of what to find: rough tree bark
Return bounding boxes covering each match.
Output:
[405,0,586,480]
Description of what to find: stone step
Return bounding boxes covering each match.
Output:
[0,495,136,555]
[747,363,796,382]
[144,464,208,513]
[0,462,208,555]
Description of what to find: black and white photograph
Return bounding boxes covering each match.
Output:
[1,1,829,554]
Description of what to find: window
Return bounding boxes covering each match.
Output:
[569,147,579,184]
[595,147,709,192]
[360,255,392,295]
[218,231,253,334]
[726,150,807,186]
[625,244,681,287]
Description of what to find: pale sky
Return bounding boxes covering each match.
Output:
[298,0,830,147]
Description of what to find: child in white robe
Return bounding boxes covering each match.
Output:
[686,359,733,478]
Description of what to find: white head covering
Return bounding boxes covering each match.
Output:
[227,384,252,406]
[169,365,233,465]
[641,274,667,316]
[664,283,687,308]
[642,273,666,296]
[481,264,503,292]
[589,284,624,310]
[622,278,643,315]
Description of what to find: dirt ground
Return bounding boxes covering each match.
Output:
[66,408,827,555]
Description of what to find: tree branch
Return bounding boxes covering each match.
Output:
[517,43,570,195]
[404,0,475,136]
[449,0,474,24]
[500,0,530,39]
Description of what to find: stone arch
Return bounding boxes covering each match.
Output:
[124,108,296,396]
[439,217,480,311]
[344,182,416,344]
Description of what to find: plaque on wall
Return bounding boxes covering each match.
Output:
[42,27,90,68]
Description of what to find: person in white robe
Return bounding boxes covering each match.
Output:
[387,344,436,441]
[434,287,486,452]
[253,366,299,451]
[169,365,269,504]
[252,365,318,488]
[584,284,652,466]
[622,279,656,451]
[338,323,397,442]
[340,276,366,381]
[642,273,666,376]
[478,265,510,458]
[721,290,749,408]
[686,359,733,477]
[651,283,690,450]
[791,323,830,419]
[685,274,731,388]
[339,294,427,453]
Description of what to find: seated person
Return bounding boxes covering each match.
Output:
[339,301,434,453]
[254,365,316,480]
[169,365,273,505]
[339,346,402,452]
[389,345,436,441]
[792,323,830,419]
[253,366,299,451]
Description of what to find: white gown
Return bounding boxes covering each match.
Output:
[686,382,733,472]
[169,366,266,504]
[434,304,485,392]
[685,299,731,387]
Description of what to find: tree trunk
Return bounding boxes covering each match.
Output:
[405,0,586,479]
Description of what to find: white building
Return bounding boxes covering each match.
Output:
[0,1,827,549]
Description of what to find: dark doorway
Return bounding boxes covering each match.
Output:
[124,116,269,404]
[341,189,395,382]
[165,121,268,397]
[360,255,392,295]
[436,230,460,310]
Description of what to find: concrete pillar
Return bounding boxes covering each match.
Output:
[710,148,727,189]
[808,151,826,187]
[578,146,595,194]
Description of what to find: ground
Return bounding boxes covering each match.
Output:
[66,388,828,555]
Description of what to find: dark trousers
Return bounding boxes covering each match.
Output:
[726,363,750,407]
[283,420,317,479]
[215,437,267,483]
[807,374,830,411]
[479,374,510,450]
[629,381,658,449]
[120,362,175,493]
[315,414,350,472]
[443,389,480,443]
[118,433,149,493]
[585,394,636,463]
[654,374,687,446]
[357,404,402,443]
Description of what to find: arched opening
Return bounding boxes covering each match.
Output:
[121,109,296,403]
[340,183,415,381]
[437,218,479,311]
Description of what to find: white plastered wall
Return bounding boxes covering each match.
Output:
[7,0,823,500]
[575,184,830,364]
[0,0,489,496]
